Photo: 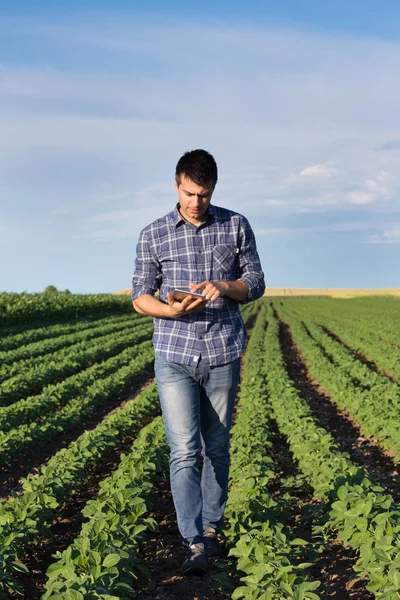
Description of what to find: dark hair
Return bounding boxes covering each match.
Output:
[175,149,218,188]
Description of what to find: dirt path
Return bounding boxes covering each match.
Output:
[136,476,234,600]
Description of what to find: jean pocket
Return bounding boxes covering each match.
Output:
[212,245,237,280]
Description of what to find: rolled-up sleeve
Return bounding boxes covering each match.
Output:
[131,228,161,301]
[237,216,265,304]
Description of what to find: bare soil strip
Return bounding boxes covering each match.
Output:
[382,338,400,350]
[267,419,371,599]
[0,373,155,500]
[277,315,400,502]
[318,323,397,382]
[15,409,160,599]
[136,476,234,600]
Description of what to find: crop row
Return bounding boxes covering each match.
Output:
[0,383,160,598]
[0,321,153,407]
[0,314,148,369]
[0,313,138,353]
[265,302,400,598]
[287,298,400,361]
[0,341,154,466]
[225,305,321,600]
[42,417,169,599]
[288,304,399,398]
[312,311,400,381]
[276,303,400,461]
[0,291,133,328]
[0,340,152,433]
[293,298,400,379]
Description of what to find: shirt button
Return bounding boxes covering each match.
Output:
[198,250,202,253]
[199,335,203,340]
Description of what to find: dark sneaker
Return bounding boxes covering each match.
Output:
[182,542,208,575]
[204,525,226,558]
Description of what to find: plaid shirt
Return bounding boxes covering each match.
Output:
[131,203,265,366]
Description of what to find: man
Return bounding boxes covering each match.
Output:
[131,149,265,575]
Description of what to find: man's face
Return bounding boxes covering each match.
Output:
[175,175,214,225]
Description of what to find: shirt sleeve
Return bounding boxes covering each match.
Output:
[236,216,266,304]
[131,228,161,301]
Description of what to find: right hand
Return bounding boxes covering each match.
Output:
[166,292,207,317]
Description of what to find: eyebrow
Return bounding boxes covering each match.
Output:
[183,189,211,195]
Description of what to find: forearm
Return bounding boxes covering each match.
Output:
[222,280,250,302]
[133,294,171,318]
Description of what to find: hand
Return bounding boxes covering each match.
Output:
[190,280,229,302]
[166,292,207,318]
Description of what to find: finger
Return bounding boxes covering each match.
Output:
[167,292,175,306]
[185,297,206,311]
[209,290,221,302]
[203,286,218,301]
[187,302,207,313]
[190,280,207,292]
[180,295,196,308]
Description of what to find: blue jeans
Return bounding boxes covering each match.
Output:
[154,355,241,546]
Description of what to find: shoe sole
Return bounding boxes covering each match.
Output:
[182,565,208,575]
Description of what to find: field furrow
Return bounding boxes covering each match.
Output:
[286,300,400,380]
[264,303,400,598]
[276,307,400,501]
[0,314,149,368]
[0,384,161,597]
[0,344,154,467]
[275,303,400,461]
[0,321,153,406]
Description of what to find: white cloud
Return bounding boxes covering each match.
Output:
[368,225,400,243]
[300,163,336,177]
[347,191,376,205]
[1,16,400,254]
[346,170,392,205]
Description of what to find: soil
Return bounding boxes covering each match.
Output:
[136,477,234,600]
[266,418,372,599]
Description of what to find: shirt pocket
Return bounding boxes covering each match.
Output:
[212,244,237,280]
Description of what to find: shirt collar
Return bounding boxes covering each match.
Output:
[170,203,216,228]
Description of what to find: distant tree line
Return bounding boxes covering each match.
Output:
[44,286,71,294]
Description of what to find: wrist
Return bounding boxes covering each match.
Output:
[163,304,176,318]
[221,281,230,295]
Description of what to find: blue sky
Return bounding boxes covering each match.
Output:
[1,1,400,293]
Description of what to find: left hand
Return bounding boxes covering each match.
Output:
[190,280,229,302]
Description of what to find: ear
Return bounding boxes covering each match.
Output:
[175,179,179,191]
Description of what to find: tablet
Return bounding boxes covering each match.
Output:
[173,289,206,301]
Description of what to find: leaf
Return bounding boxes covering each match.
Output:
[11,561,29,573]
[64,591,84,600]
[102,554,121,568]
[231,587,248,600]
[45,562,67,578]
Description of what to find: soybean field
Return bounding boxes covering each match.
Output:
[1,291,400,600]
